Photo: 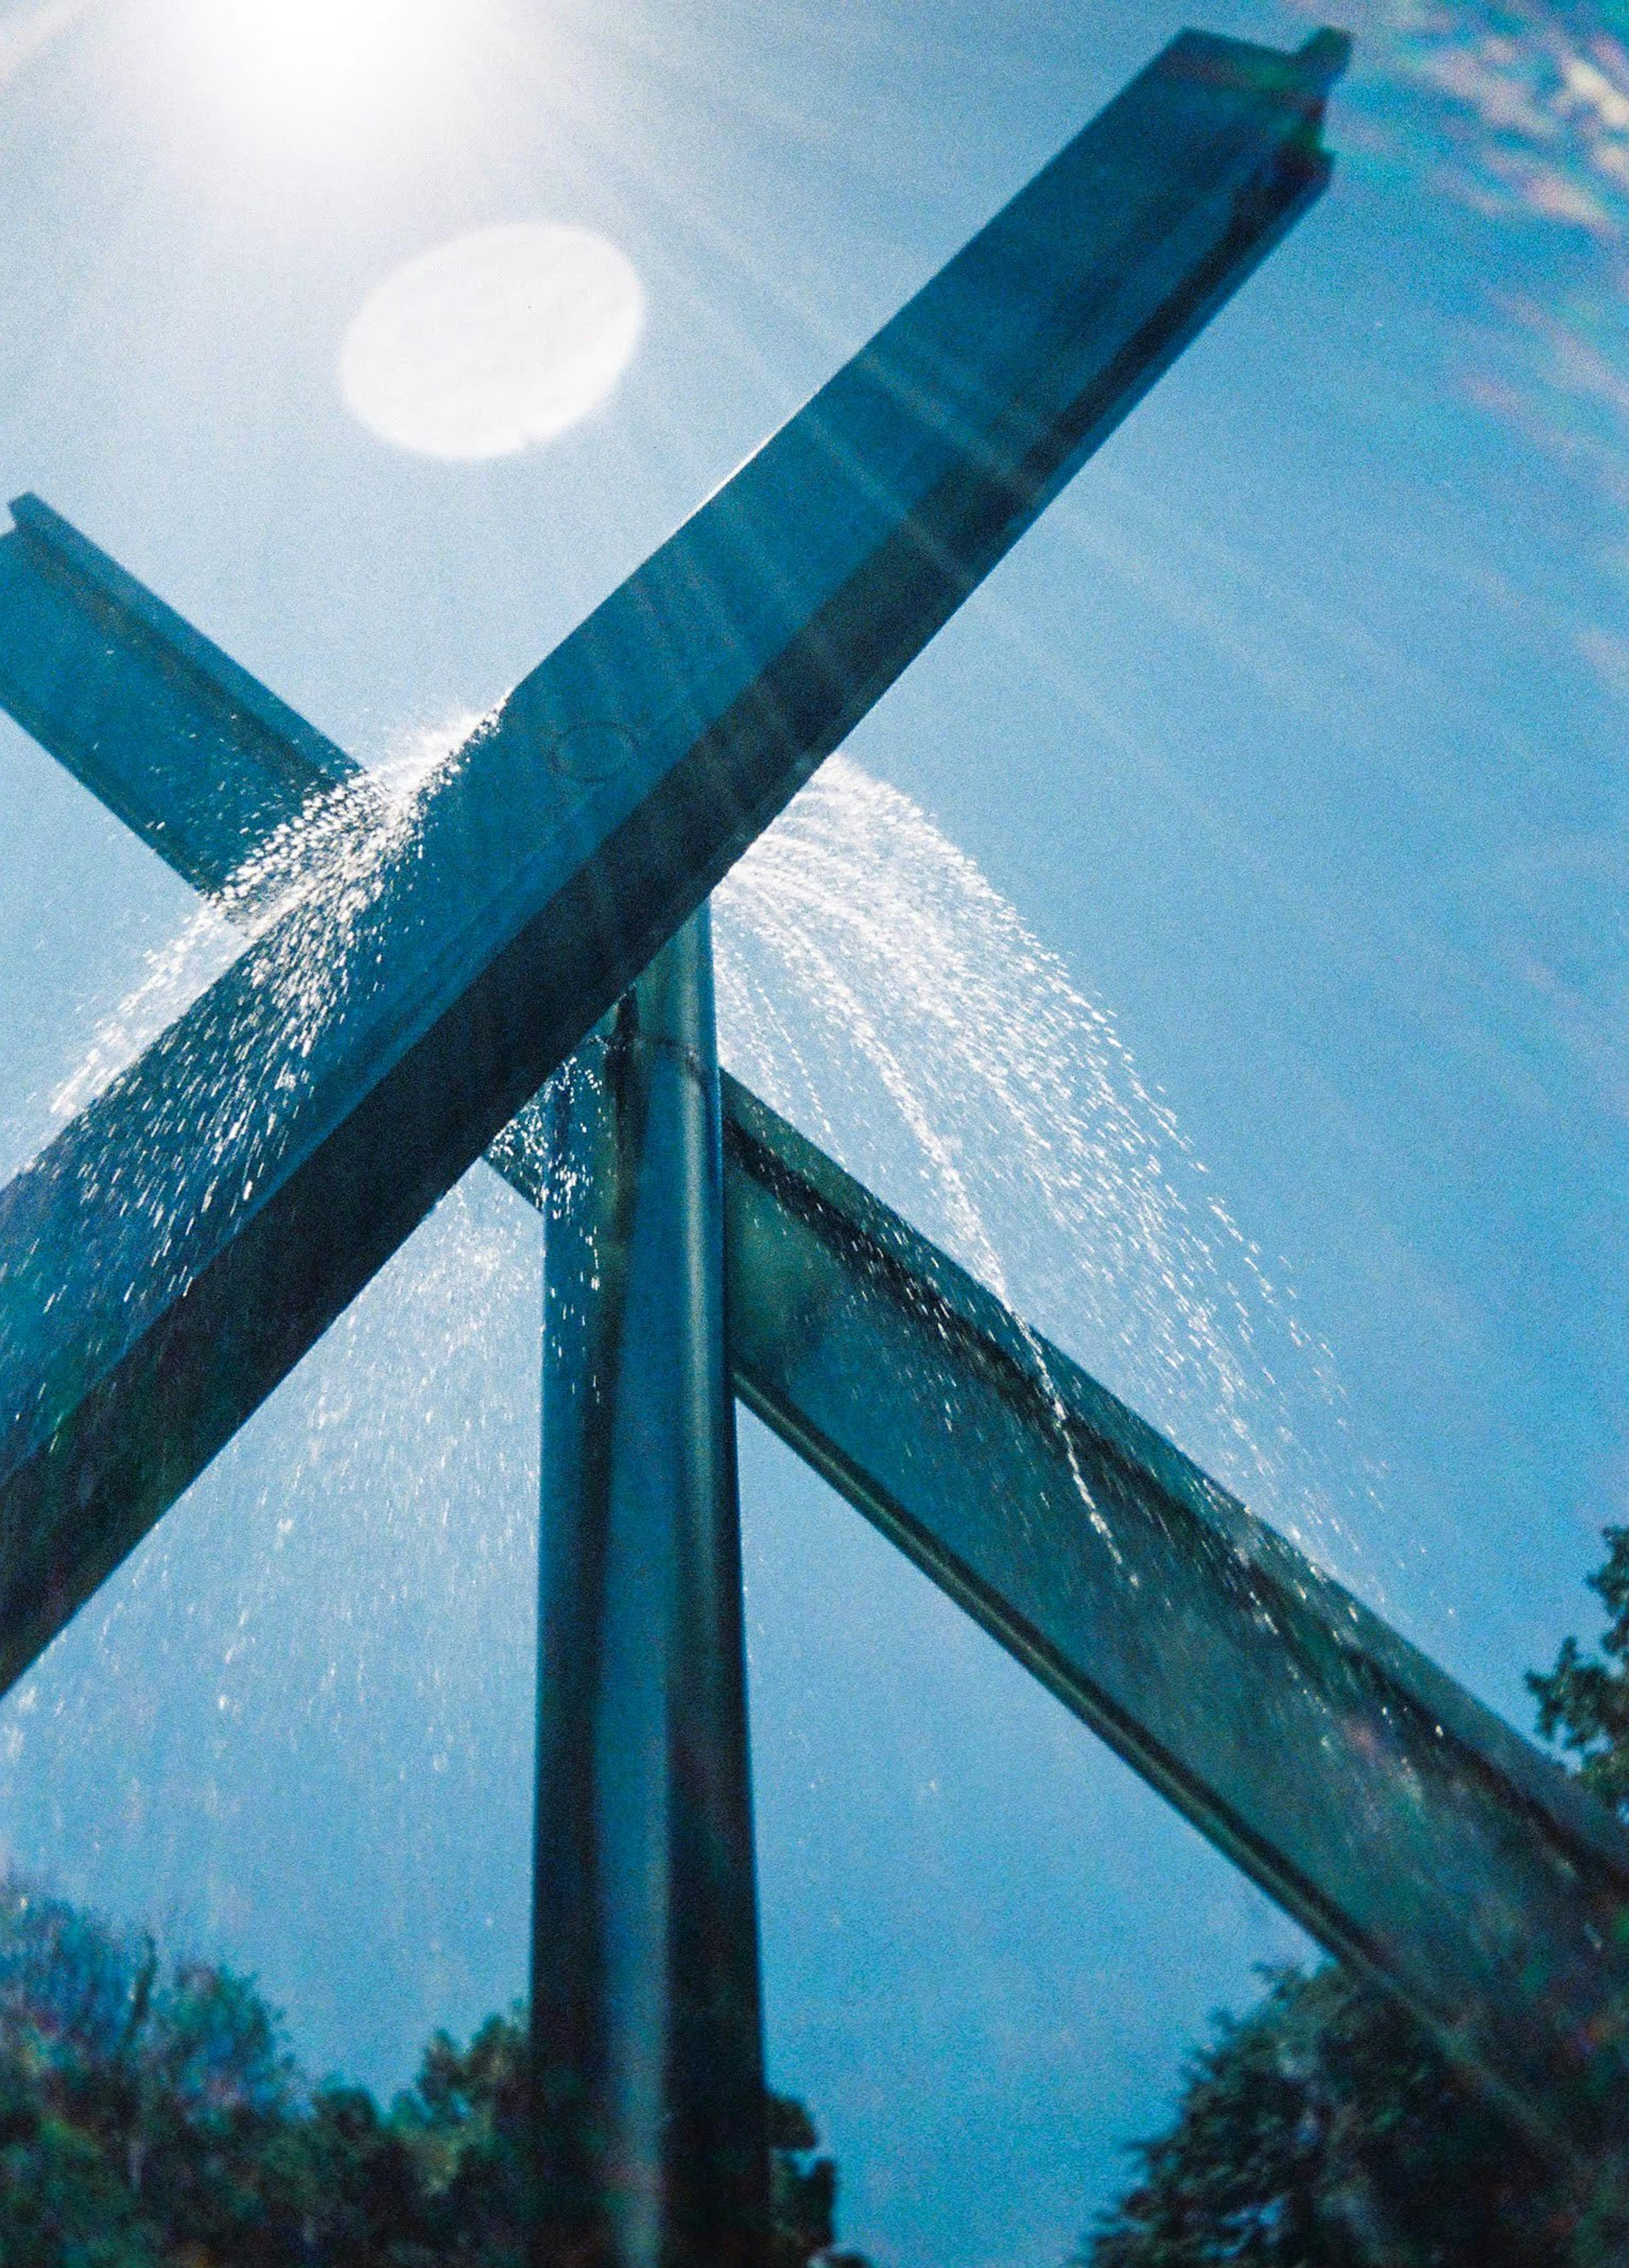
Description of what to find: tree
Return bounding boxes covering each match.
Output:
[0,1879,867,2267]
[1528,1525,1629,1815]
[767,2092,870,2268]
[1082,1528,1629,2268]
[1083,1963,1570,2268]
[0,1878,311,2266]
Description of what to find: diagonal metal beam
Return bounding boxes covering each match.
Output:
[0,26,1346,1695]
[0,493,361,894]
[719,1078,1629,2180]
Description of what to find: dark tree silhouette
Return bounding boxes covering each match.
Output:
[0,1876,866,2267]
[1528,1526,1629,1816]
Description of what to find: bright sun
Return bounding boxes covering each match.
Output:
[184,0,453,123]
[339,224,647,462]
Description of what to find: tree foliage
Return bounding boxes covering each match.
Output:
[1528,1525,1629,1817]
[1083,1963,1571,2268]
[1083,1527,1629,2268]
[0,1877,864,2267]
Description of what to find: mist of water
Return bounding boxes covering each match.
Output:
[717,753,1371,1588]
[25,727,1374,1596]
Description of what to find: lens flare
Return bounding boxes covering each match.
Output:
[339,224,646,461]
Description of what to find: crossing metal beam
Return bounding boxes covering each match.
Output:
[720,1078,1629,2178]
[0,493,361,892]
[0,25,1346,1695]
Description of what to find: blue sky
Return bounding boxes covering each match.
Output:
[0,1,1626,2262]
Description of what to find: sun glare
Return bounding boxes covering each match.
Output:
[182,0,455,126]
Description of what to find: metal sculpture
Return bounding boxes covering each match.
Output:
[6,24,1612,2268]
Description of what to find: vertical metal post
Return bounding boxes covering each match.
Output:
[531,905,770,2268]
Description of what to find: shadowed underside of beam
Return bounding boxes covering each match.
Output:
[719,1074,1629,2182]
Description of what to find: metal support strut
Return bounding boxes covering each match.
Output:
[532,908,769,2268]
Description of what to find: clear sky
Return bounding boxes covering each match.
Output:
[0,1,1625,2263]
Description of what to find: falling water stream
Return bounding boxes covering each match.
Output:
[717,753,1371,1587]
[0,720,1391,1768]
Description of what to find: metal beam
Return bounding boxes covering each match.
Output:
[718,1074,1629,2178]
[0,25,1346,1695]
[532,912,768,2268]
[0,493,361,897]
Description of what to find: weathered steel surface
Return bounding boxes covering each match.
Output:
[718,1073,1629,2175]
[0,25,1346,1694]
[532,913,769,2268]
